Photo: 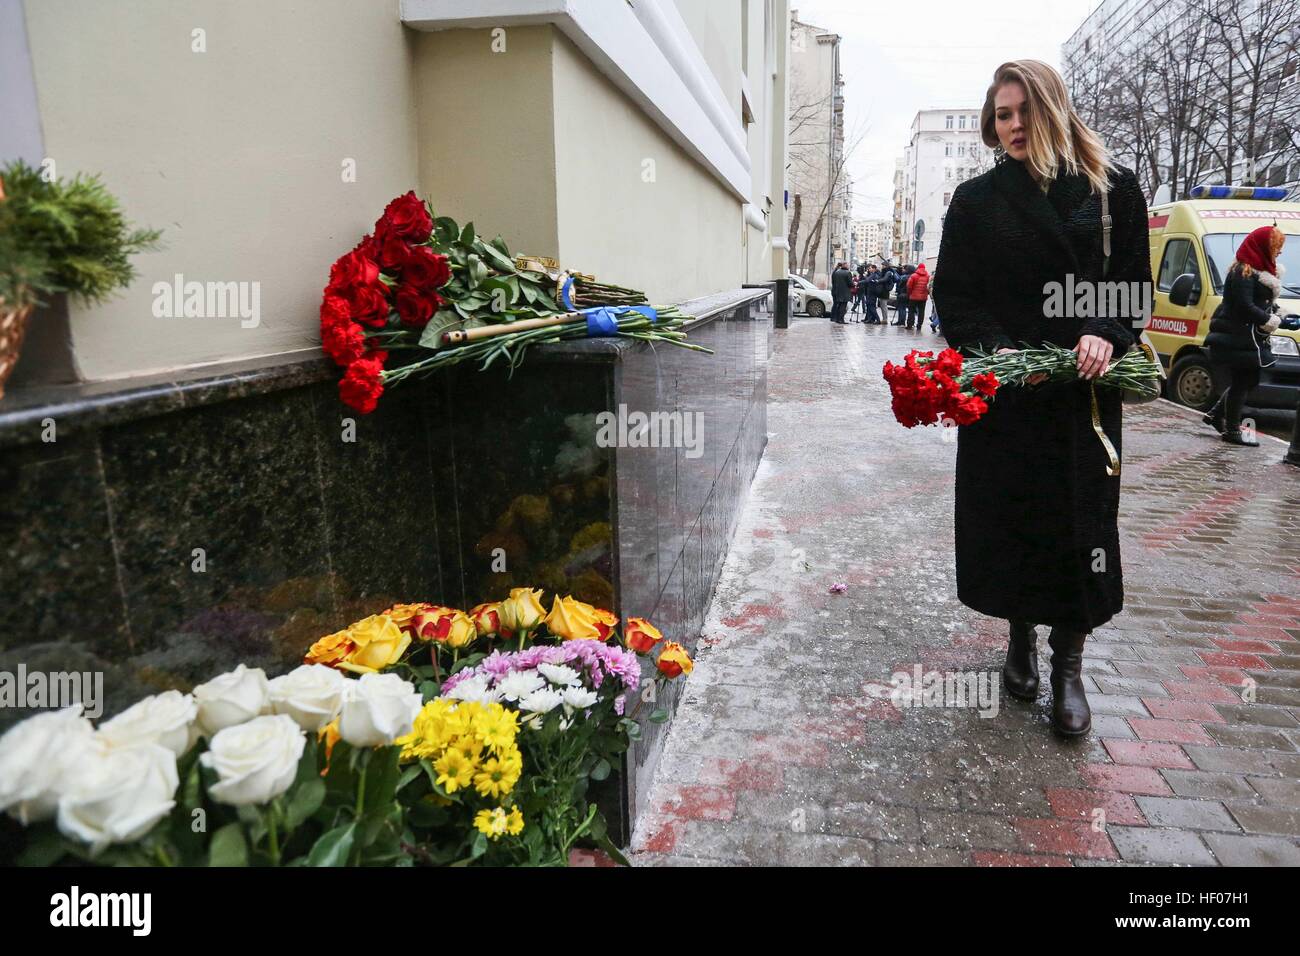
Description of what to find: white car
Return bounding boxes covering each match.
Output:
[788,274,832,318]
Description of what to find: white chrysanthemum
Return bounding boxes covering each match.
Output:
[518,687,564,715]
[495,670,546,701]
[445,674,501,705]
[538,663,581,687]
[561,686,598,712]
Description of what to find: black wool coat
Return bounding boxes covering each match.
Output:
[931,157,1151,630]
[1205,267,1279,370]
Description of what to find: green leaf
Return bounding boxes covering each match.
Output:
[460,221,476,246]
[396,765,423,792]
[305,822,356,867]
[433,216,460,245]
[208,823,249,867]
[590,758,611,781]
[284,778,326,830]
[419,680,439,701]
[596,832,631,867]
[16,827,71,867]
[648,708,669,724]
[479,241,517,273]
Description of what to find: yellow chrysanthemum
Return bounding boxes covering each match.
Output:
[473,756,522,799]
[476,706,520,754]
[434,749,477,793]
[474,807,510,840]
[505,806,524,836]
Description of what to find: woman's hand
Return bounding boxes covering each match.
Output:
[997,347,1047,385]
[1074,334,1113,380]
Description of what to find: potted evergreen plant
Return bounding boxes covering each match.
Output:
[0,161,160,399]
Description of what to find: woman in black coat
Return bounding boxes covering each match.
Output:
[1202,227,1286,446]
[932,60,1151,737]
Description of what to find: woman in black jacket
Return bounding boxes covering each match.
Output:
[932,60,1151,737]
[1202,227,1286,446]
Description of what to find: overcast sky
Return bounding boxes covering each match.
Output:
[787,0,1100,219]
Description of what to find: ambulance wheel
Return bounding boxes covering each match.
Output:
[1168,353,1216,411]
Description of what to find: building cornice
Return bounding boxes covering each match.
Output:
[401,0,751,199]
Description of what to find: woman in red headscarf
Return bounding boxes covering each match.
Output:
[1203,226,1287,445]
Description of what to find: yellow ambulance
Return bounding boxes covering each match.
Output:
[1145,185,1300,410]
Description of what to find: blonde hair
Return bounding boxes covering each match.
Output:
[980,59,1114,194]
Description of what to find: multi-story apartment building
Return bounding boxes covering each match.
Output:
[898,109,994,270]
[1062,0,1300,200]
[891,159,905,263]
[849,218,890,264]
[787,11,845,284]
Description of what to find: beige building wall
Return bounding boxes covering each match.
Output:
[551,34,742,304]
[20,1,786,382]
[22,0,421,380]
[414,27,560,261]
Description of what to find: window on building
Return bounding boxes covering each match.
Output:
[946,167,954,180]
[944,143,952,156]
[958,142,967,156]
[946,114,954,129]
[958,115,966,129]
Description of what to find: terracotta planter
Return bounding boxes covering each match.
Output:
[0,303,33,401]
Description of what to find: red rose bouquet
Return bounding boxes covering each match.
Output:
[320,192,706,415]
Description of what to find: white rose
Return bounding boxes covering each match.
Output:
[267,665,348,731]
[200,714,305,807]
[0,706,99,824]
[96,690,198,757]
[338,673,421,747]
[193,664,271,736]
[57,743,178,854]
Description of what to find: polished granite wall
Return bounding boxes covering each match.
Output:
[0,289,770,841]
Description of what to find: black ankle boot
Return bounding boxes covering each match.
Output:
[1202,410,1224,433]
[1047,627,1091,736]
[1003,619,1039,701]
[1222,430,1259,447]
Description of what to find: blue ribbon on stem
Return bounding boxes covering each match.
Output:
[583,305,658,337]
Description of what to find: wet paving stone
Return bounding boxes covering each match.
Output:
[629,319,1300,866]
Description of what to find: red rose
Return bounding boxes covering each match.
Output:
[376,233,411,272]
[400,245,452,291]
[329,249,380,288]
[339,352,388,415]
[375,191,432,243]
[344,283,392,328]
[395,286,438,327]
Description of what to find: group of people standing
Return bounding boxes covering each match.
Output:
[829,261,937,331]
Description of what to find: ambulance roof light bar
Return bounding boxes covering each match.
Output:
[1189,184,1289,200]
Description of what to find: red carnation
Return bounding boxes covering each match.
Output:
[321,307,368,366]
[375,191,433,244]
[339,353,388,415]
[971,372,1000,397]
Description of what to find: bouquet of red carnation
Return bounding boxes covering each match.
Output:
[882,348,1000,428]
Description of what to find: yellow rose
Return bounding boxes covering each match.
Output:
[339,614,411,674]
[498,587,546,635]
[382,603,434,629]
[545,595,605,641]
[469,603,502,638]
[656,641,694,678]
[305,629,356,667]
[411,606,477,649]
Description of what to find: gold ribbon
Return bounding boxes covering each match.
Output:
[1090,381,1120,477]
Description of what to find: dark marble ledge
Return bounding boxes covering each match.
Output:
[0,288,769,449]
